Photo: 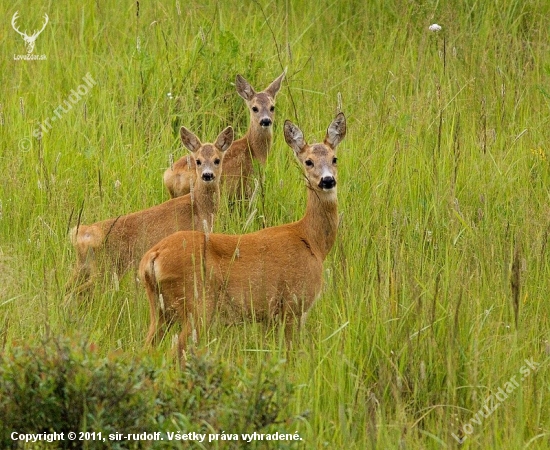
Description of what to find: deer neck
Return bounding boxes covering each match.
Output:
[244,123,273,165]
[192,180,220,231]
[299,186,339,260]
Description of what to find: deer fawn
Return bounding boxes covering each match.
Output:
[163,71,285,199]
[67,126,234,295]
[139,113,346,358]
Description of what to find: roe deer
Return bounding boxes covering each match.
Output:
[139,113,346,358]
[163,71,285,199]
[67,126,234,295]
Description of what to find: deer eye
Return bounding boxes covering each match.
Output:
[214,158,221,165]
[195,159,202,166]
[270,105,275,112]
[332,157,338,164]
[305,159,314,167]
[252,106,259,113]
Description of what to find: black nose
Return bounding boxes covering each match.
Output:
[202,172,214,182]
[319,176,336,190]
[259,118,272,127]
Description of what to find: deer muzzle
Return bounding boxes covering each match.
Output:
[319,176,336,190]
[201,172,215,182]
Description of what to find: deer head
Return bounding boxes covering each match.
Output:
[12,11,49,54]
[235,71,285,130]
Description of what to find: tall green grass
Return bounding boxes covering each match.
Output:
[1,0,550,447]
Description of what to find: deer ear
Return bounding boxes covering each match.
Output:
[235,75,256,101]
[324,113,346,149]
[265,69,286,98]
[214,126,234,152]
[284,120,306,155]
[180,126,202,153]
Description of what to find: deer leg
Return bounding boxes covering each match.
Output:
[145,301,160,347]
[64,267,99,304]
[177,320,194,364]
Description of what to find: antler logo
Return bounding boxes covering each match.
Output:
[11,11,49,54]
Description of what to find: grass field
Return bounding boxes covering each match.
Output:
[2,0,550,448]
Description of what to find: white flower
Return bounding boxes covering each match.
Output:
[167,92,173,99]
[429,23,442,32]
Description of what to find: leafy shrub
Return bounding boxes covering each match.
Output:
[0,336,299,449]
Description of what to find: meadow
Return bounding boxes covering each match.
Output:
[1,0,550,448]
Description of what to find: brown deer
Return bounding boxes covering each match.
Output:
[68,126,234,295]
[163,71,285,199]
[139,113,346,358]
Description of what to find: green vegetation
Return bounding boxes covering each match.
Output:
[0,336,295,449]
[1,0,549,447]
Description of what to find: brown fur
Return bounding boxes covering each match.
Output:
[140,113,346,358]
[67,126,234,295]
[163,71,285,199]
